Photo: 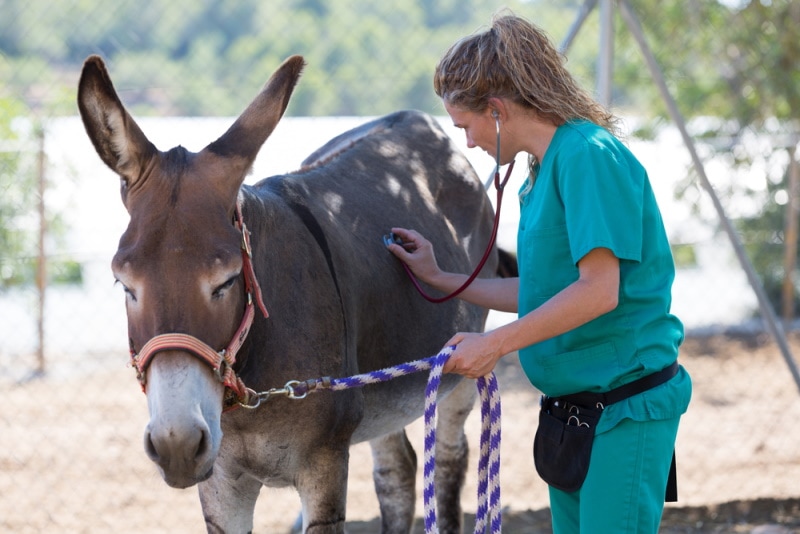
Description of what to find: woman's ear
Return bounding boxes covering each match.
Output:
[487,97,506,121]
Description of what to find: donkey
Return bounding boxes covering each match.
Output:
[78,55,501,533]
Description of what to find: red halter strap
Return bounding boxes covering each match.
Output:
[130,198,269,410]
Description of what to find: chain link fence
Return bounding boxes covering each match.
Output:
[2,1,800,532]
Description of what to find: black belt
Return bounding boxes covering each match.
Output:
[559,360,680,409]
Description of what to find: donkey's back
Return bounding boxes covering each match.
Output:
[244,110,496,442]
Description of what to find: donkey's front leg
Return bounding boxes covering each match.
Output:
[198,467,262,534]
[295,444,351,533]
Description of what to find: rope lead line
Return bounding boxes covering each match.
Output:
[259,346,502,534]
[422,352,502,534]
[475,372,502,534]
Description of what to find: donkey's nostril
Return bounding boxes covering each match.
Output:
[144,428,160,462]
[195,428,209,460]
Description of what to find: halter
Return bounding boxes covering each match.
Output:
[129,198,269,410]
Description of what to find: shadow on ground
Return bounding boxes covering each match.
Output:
[344,498,800,533]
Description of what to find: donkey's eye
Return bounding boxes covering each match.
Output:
[212,276,238,299]
[115,279,137,302]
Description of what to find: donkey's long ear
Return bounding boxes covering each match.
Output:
[77,55,157,190]
[205,55,305,189]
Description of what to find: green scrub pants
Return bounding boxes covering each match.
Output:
[549,416,681,534]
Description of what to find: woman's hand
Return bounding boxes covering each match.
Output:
[385,227,443,285]
[442,331,504,379]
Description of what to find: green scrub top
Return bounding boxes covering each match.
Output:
[516,120,691,434]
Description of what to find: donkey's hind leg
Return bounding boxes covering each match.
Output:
[434,377,476,534]
[370,430,418,534]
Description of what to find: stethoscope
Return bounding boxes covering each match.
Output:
[387,109,515,303]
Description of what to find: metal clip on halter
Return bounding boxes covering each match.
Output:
[238,377,333,409]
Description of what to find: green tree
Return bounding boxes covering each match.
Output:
[0,97,38,287]
[641,1,800,314]
[0,101,79,289]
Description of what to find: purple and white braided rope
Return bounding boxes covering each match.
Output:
[293,346,502,534]
[422,351,448,533]
[475,372,502,534]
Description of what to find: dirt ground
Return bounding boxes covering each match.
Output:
[2,332,800,533]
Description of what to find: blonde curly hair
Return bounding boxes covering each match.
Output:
[433,12,621,137]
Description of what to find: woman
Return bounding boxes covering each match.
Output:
[387,12,692,534]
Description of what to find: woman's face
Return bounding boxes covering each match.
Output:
[444,101,502,162]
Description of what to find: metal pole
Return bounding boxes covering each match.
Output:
[597,0,614,107]
[618,0,800,394]
[35,125,46,376]
[782,144,799,324]
[559,0,598,54]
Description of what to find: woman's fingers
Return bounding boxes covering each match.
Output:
[443,332,499,378]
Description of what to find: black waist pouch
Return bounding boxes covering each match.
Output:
[533,362,680,496]
[533,396,602,492]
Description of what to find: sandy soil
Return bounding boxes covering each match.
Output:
[2,333,800,533]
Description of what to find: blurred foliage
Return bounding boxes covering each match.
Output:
[628,0,800,314]
[4,0,792,121]
[0,94,79,289]
[0,96,38,288]
[671,243,699,269]
[1,0,593,117]
[0,1,795,120]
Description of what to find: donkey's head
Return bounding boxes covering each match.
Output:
[78,55,304,488]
